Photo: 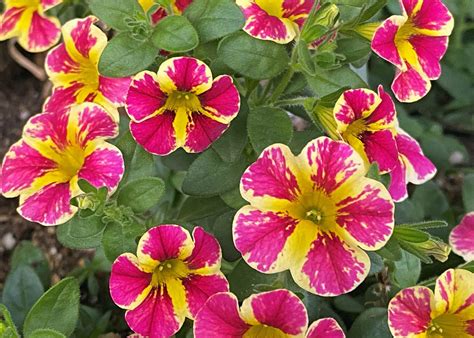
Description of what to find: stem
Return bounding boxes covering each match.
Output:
[266,45,299,104]
[274,97,308,107]
[8,40,46,81]
[453,0,467,49]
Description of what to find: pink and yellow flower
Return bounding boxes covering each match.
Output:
[450,213,474,262]
[233,137,394,296]
[0,0,62,52]
[125,56,240,156]
[109,225,229,338]
[194,289,345,337]
[388,268,474,337]
[236,0,314,44]
[371,0,454,102]
[334,86,399,173]
[45,16,131,120]
[388,128,436,202]
[0,103,124,226]
[138,0,167,25]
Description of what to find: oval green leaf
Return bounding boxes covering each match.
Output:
[117,177,166,213]
[248,107,293,153]
[151,15,199,52]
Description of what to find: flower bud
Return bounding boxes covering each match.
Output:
[355,22,382,41]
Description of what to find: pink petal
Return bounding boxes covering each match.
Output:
[40,0,62,11]
[109,253,152,309]
[391,63,431,103]
[182,273,229,318]
[200,75,240,120]
[371,15,406,69]
[43,84,83,115]
[334,88,380,126]
[450,213,474,262]
[158,57,212,95]
[23,111,68,147]
[194,292,250,337]
[361,130,399,173]
[183,113,229,153]
[282,0,314,26]
[233,206,299,273]
[63,16,105,59]
[388,286,433,337]
[410,0,454,34]
[409,35,448,80]
[366,85,396,127]
[435,269,474,318]
[388,158,409,202]
[185,227,222,271]
[174,0,193,13]
[46,43,81,76]
[22,12,61,52]
[400,0,422,17]
[99,75,132,106]
[307,318,345,338]
[0,7,25,40]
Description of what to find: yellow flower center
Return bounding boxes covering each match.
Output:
[427,313,467,337]
[254,0,283,18]
[395,20,416,46]
[298,192,337,229]
[56,144,86,181]
[151,259,189,287]
[243,324,287,338]
[343,118,367,140]
[165,91,203,112]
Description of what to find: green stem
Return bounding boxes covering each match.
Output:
[266,46,299,104]
[274,97,309,107]
[453,0,467,49]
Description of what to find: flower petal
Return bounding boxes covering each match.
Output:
[306,318,345,338]
[371,15,406,70]
[292,230,370,296]
[200,75,241,122]
[0,7,25,41]
[182,113,229,153]
[361,130,398,173]
[126,71,168,122]
[449,213,474,262]
[99,75,131,106]
[62,16,107,62]
[409,35,448,80]
[410,0,454,35]
[334,88,381,129]
[194,292,250,337]
[109,253,152,310]
[388,286,433,337]
[129,111,177,156]
[333,177,394,250]
[240,289,308,335]
[388,158,409,202]
[43,84,83,115]
[23,111,68,148]
[434,269,474,318]
[182,273,229,318]
[185,227,222,273]
[137,225,194,272]
[366,85,396,128]
[19,11,61,52]
[41,0,62,11]
[400,0,422,17]
[125,287,184,338]
[173,0,193,13]
[157,57,213,95]
[233,206,300,273]
[391,63,431,103]
[45,43,81,84]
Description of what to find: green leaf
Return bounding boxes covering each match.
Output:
[412,182,449,219]
[182,150,247,197]
[376,237,402,261]
[348,308,391,338]
[56,215,107,249]
[218,32,290,80]
[184,0,245,43]
[227,260,277,300]
[359,0,387,21]
[296,40,316,75]
[10,241,50,288]
[0,304,19,337]
[2,266,44,328]
[178,196,230,222]
[393,227,430,243]
[117,177,166,213]
[248,107,293,153]
[102,221,146,261]
[391,250,421,288]
[334,295,365,314]
[88,0,143,31]
[213,211,240,262]
[336,36,371,65]
[220,188,247,209]
[151,16,199,52]
[463,173,474,212]
[398,220,448,230]
[305,65,366,98]
[23,278,80,337]
[28,329,66,338]
[99,33,157,78]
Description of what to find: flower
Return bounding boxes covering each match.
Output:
[109,225,229,338]
[0,103,124,225]
[0,0,62,52]
[236,0,314,44]
[388,128,436,202]
[233,137,394,296]
[388,268,474,337]
[125,56,240,156]
[194,289,345,337]
[450,212,474,262]
[172,0,193,13]
[371,0,454,102]
[334,86,399,173]
[45,16,131,120]
[138,0,167,25]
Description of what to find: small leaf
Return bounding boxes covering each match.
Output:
[398,220,448,230]
[348,308,391,338]
[178,196,230,222]
[56,215,107,249]
[227,260,277,300]
[117,177,166,213]
[10,241,50,288]
[88,0,142,31]
[23,278,80,336]
[376,237,402,261]
[102,221,146,261]
[391,250,421,288]
[393,227,430,243]
[305,65,366,98]
[151,16,199,52]
[28,329,66,338]
[248,107,293,153]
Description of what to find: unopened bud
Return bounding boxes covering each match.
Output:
[301,3,339,43]
[417,239,451,263]
[355,22,382,41]
[312,104,340,140]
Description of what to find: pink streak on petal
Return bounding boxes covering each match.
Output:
[301,231,368,296]
[99,75,132,106]
[249,289,308,335]
[241,145,301,201]
[46,43,80,74]
[242,4,293,42]
[388,159,409,202]
[396,132,436,183]
[361,130,398,173]
[409,35,448,80]
[125,287,183,338]
[129,111,177,156]
[19,182,74,225]
[26,12,61,52]
[109,254,151,309]
[366,86,396,126]
[391,64,431,103]
[450,213,474,262]
[126,72,167,122]
[175,0,193,12]
[194,293,250,337]
[44,84,83,115]
[411,0,453,32]
[185,227,221,271]
[182,273,229,318]
[200,75,240,119]
[335,89,378,125]
[24,111,69,149]
[307,318,345,338]
[166,57,211,93]
[282,0,314,26]
[149,7,167,25]
[40,0,62,11]
[371,16,405,69]
[401,0,421,16]
[234,208,298,272]
[184,113,229,153]
[76,104,118,146]
[388,287,432,337]
[0,7,24,37]
[78,146,124,191]
[140,225,189,262]
[70,16,98,58]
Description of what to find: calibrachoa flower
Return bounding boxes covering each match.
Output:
[388,268,474,337]
[334,86,398,173]
[236,0,314,44]
[371,0,454,102]
[233,137,394,296]
[109,225,229,338]
[45,16,131,120]
[450,213,474,262]
[194,289,345,337]
[388,128,436,202]
[0,0,62,52]
[0,103,124,225]
[125,56,240,156]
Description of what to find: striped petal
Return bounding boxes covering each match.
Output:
[361,130,398,173]
[388,286,433,337]
[199,75,240,122]
[194,292,250,337]
[0,7,25,41]
[450,213,474,262]
[408,0,454,35]
[109,253,152,310]
[371,15,407,70]
[182,113,229,153]
[98,75,131,106]
[18,11,61,52]
[185,227,222,273]
[334,88,381,129]
[306,318,345,338]
[391,63,432,103]
[366,86,396,128]
[240,289,308,336]
[388,158,409,202]
[409,35,448,80]
[41,0,62,11]
[173,0,193,13]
